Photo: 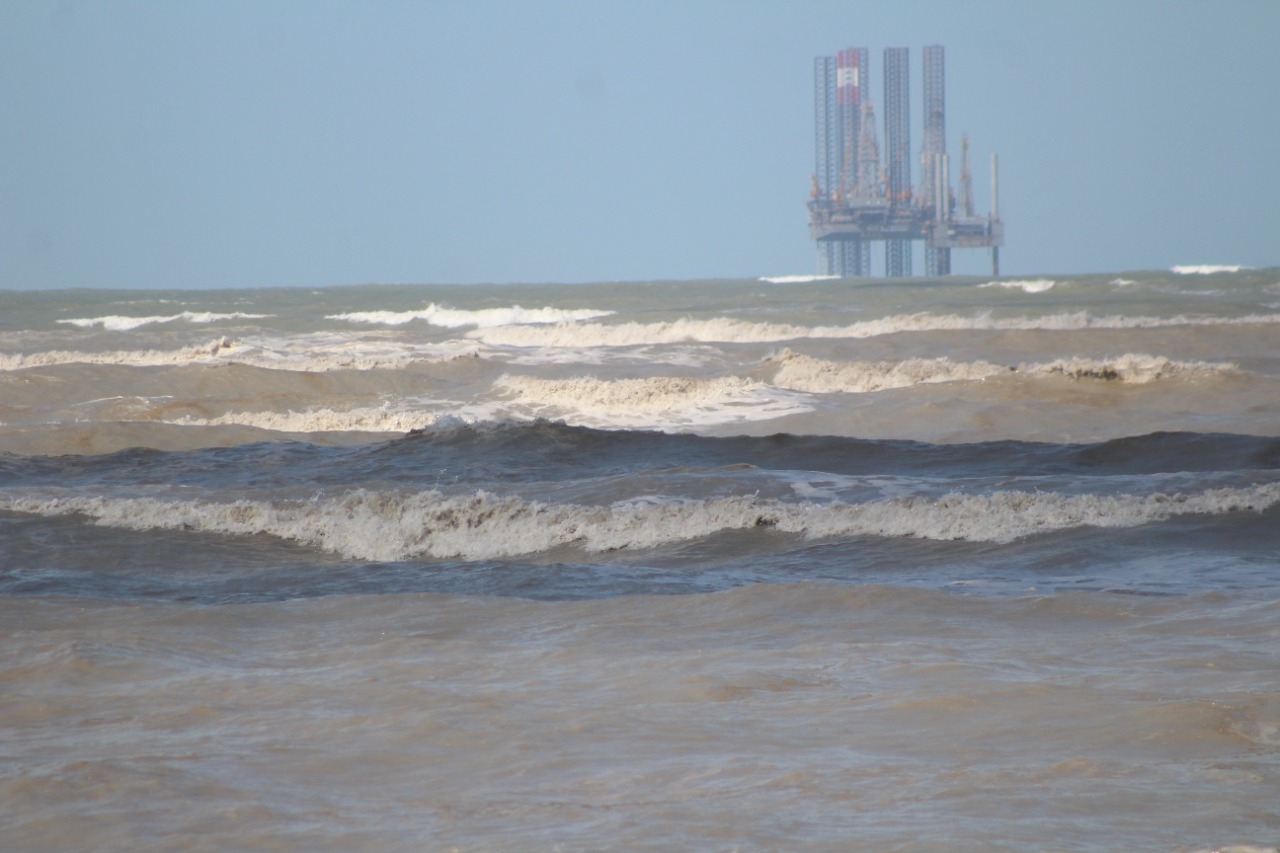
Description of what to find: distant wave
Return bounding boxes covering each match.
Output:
[767,350,1239,393]
[57,312,271,331]
[0,339,241,370]
[326,303,614,328]
[5,482,1276,561]
[759,275,842,284]
[978,279,1057,293]
[1171,265,1248,275]
[0,337,482,372]
[468,312,1280,348]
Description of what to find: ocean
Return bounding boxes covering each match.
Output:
[2,268,1278,852]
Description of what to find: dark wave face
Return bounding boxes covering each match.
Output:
[3,423,1278,603]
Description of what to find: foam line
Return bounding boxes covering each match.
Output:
[4,482,1277,562]
[468,312,1280,348]
[326,304,614,328]
[57,312,270,331]
[161,407,441,433]
[767,350,1239,393]
[494,374,813,428]
[979,279,1057,293]
[1171,265,1247,275]
[0,337,482,372]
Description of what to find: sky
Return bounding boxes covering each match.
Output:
[2,0,1278,289]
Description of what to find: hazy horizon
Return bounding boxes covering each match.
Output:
[3,0,1278,290]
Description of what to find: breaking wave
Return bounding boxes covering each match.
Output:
[326,303,614,328]
[4,482,1277,562]
[0,337,482,372]
[769,350,1009,393]
[767,350,1239,393]
[57,312,271,331]
[161,406,442,434]
[468,312,1280,348]
[979,279,1057,293]
[759,274,842,284]
[494,374,812,428]
[1028,353,1239,382]
[1171,265,1248,275]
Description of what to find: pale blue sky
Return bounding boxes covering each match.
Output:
[2,0,1277,289]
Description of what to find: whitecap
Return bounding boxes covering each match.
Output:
[467,312,1280,348]
[5,481,1277,562]
[326,303,614,328]
[768,350,1009,394]
[57,312,271,331]
[0,336,482,372]
[1170,265,1247,275]
[493,374,812,429]
[1024,353,1238,383]
[759,275,842,284]
[978,279,1057,293]
[161,405,442,434]
[765,350,1236,394]
[762,348,1233,394]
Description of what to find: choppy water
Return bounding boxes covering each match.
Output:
[2,269,1279,851]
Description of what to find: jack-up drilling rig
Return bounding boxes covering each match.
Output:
[809,45,1003,277]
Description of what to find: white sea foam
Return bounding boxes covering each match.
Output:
[5,482,1277,561]
[493,374,812,429]
[502,344,720,368]
[1028,353,1238,382]
[468,312,1280,348]
[0,339,243,370]
[767,350,1238,393]
[1171,265,1247,275]
[161,405,441,434]
[769,350,1009,394]
[759,274,842,284]
[979,279,1057,293]
[0,336,482,372]
[57,312,271,331]
[326,303,614,328]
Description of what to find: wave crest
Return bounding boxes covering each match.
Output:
[494,374,811,427]
[1030,353,1237,383]
[326,304,614,328]
[0,337,482,372]
[979,279,1057,293]
[5,482,1277,561]
[768,350,1237,393]
[57,312,270,331]
[468,312,1280,348]
[770,350,1009,393]
[1171,265,1247,275]
[162,406,441,434]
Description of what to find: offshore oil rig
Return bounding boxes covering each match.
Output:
[809,45,1003,277]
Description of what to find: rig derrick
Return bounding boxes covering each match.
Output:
[809,45,1003,277]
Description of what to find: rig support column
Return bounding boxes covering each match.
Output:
[883,47,912,277]
[921,45,949,277]
[990,152,1000,276]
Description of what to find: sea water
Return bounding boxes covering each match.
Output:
[1,269,1278,851]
